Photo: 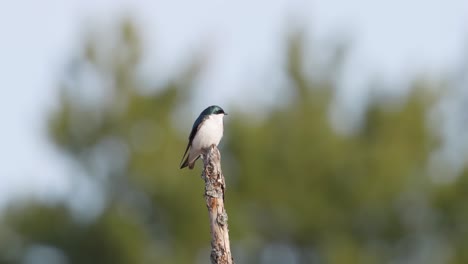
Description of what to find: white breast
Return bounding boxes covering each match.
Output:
[192,114,224,151]
[188,114,224,164]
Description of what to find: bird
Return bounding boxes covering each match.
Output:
[180,105,228,169]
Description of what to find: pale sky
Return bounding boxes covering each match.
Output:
[0,0,467,209]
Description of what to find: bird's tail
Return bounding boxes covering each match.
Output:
[180,156,190,169]
[180,155,199,170]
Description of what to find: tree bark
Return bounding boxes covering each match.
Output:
[201,145,234,264]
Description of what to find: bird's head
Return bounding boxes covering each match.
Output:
[201,105,228,116]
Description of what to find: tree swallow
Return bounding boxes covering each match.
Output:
[180,105,228,169]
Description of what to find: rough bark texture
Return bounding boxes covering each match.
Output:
[201,145,234,264]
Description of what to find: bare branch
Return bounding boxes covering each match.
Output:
[201,145,234,264]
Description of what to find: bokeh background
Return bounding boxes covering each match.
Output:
[1,1,468,263]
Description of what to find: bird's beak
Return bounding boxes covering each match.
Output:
[224,112,228,115]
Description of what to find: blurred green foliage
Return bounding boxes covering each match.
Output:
[1,19,467,264]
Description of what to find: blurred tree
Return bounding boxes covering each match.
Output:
[0,18,467,264]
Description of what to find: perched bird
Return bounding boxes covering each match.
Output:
[180,105,228,169]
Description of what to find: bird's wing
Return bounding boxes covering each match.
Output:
[179,114,207,168]
[179,142,191,169]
